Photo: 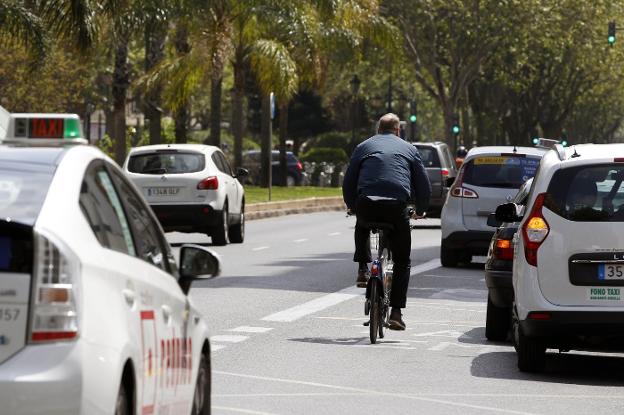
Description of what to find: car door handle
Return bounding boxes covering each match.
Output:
[161,305,172,323]
[122,289,135,307]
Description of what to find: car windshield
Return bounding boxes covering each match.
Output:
[128,151,205,174]
[415,146,440,168]
[462,155,540,188]
[545,164,624,222]
[0,164,54,226]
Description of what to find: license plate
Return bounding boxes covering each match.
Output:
[147,187,179,196]
[598,264,624,280]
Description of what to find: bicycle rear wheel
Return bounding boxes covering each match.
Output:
[369,281,379,344]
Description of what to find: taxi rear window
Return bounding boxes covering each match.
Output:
[544,164,624,222]
[415,146,441,168]
[462,155,540,188]
[0,164,54,226]
[128,151,205,174]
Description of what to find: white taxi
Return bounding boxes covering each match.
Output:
[496,143,624,372]
[0,112,218,414]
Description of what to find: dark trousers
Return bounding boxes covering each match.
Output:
[353,196,411,308]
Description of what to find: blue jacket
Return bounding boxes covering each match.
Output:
[342,134,431,215]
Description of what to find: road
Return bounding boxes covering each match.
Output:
[168,212,624,415]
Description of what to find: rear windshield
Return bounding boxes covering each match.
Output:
[415,146,440,168]
[0,165,54,226]
[544,164,624,222]
[463,155,540,188]
[128,151,205,174]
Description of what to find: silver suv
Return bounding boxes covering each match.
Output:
[412,141,457,216]
[440,146,547,267]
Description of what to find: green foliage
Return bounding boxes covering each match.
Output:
[300,147,348,164]
[306,131,351,150]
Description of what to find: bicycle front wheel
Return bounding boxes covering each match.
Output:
[369,281,379,344]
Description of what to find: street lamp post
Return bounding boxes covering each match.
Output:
[350,74,361,148]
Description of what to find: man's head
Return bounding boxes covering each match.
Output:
[377,113,401,136]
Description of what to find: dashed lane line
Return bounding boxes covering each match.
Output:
[229,326,274,333]
[328,232,341,236]
[214,370,539,415]
[212,406,277,415]
[293,238,308,243]
[212,345,227,352]
[251,246,270,251]
[211,335,249,343]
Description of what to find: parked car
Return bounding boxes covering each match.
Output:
[0,112,219,414]
[500,143,624,372]
[124,144,247,245]
[484,178,533,341]
[412,141,457,216]
[441,146,547,267]
[242,150,304,186]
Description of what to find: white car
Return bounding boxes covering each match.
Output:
[497,143,624,372]
[441,146,547,267]
[0,113,218,414]
[124,144,247,245]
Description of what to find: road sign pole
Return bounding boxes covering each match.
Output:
[268,93,275,201]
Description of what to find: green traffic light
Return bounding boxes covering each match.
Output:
[609,35,616,44]
[561,140,568,147]
[452,125,460,134]
[410,115,417,123]
[532,138,539,145]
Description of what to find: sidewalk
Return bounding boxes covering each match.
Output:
[247,196,346,220]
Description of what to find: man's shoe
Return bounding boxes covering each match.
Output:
[388,308,406,331]
[356,268,370,288]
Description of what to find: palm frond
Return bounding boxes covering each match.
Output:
[38,0,97,52]
[0,1,48,61]
[249,39,298,100]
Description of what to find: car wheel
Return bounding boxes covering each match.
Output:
[114,383,130,415]
[228,204,245,243]
[512,305,546,372]
[191,353,211,415]
[485,294,510,342]
[286,175,296,187]
[440,243,458,267]
[211,203,229,246]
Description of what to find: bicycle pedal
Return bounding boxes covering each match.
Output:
[363,321,370,327]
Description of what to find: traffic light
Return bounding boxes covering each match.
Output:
[532,137,539,145]
[451,115,460,135]
[609,21,616,45]
[561,140,568,147]
[409,100,417,123]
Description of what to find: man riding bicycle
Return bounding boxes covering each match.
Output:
[342,113,431,330]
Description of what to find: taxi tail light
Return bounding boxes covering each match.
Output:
[29,233,79,343]
[441,168,450,177]
[449,166,478,198]
[521,193,549,267]
[197,176,218,190]
[494,238,514,261]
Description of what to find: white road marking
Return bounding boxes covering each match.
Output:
[212,406,277,415]
[212,345,227,351]
[211,335,249,343]
[412,330,467,338]
[215,392,366,397]
[251,246,270,251]
[293,238,308,243]
[409,259,442,276]
[214,370,538,415]
[328,232,341,236]
[262,286,361,323]
[215,392,624,399]
[229,326,274,333]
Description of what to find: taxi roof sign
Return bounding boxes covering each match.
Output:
[1,113,87,145]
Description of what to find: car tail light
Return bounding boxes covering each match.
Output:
[441,168,449,177]
[494,238,514,260]
[528,311,551,320]
[29,232,80,343]
[197,176,218,190]
[521,193,549,266]
[449,166,478,198]
[296,161,303,171]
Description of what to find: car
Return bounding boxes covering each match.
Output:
[497,143,624,372]
[124,144,247,245]
[242,149,304,186]
[440,145,547,267]
[0,112,219,414]
[411,141,457,217]
[483,178,533,341]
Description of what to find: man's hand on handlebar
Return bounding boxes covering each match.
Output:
[410,210,426,220]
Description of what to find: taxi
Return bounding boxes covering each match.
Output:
[0,111,218,414]
[496,143,624,372]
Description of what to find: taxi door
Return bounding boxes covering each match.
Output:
[106,166,194,413]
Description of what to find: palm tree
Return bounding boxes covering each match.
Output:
[0,2,46,61]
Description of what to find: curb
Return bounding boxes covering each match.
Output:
[247,196,346,220]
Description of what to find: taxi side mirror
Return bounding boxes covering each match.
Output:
[495,203,522,223]
[487,213,501,228]
[178,245,221,295]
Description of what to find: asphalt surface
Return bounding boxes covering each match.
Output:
[167,212,624,415]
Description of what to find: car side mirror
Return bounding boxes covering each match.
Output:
[495,203,522,223]
[487,213,501,228]
[445,176,455,187]
[234,167,249,178]
[178,245,221,295]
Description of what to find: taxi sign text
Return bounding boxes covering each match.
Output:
[30,118,64,139]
